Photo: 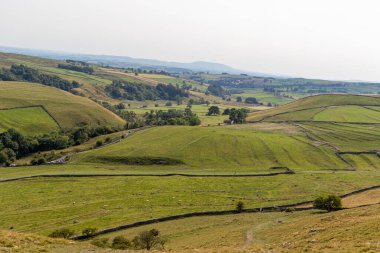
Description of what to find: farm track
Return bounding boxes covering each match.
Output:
[72,183,380,240]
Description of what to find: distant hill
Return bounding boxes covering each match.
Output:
[0,46,271,75]
[247,94,380,123]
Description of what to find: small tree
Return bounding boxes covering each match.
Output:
[222,108,231,115]
[236,201,244,212]
[133,229,166,250]
[207,106,220,116]
[236,96,243,102]
[229,109,248,124]
[313,194,342,211]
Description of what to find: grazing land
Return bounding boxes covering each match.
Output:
[0,81,124,130]
[0,106,60,135]
[247,94,380,122]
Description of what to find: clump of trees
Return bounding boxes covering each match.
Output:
[313,194,342,211]
[106,80,189,102]
[144,107,201,126]
[58,60,94,74]
[206,83,227,97]
[0,64,81,92]
[221,108,249,124]
[207,106,220,116]
[0,126,121,166]
[244,97,258,104]
[92,229,166,251]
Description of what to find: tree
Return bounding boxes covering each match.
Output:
[0,151,8,165]
[236,96,243,102]
[229,109,248,124]
[133,229,166,250]
[222,108,231,115]
[313,194,342,211]
[245,97,258,104]
[207,106,220,116]
[236,201,244,212]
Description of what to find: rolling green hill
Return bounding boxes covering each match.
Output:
[247,94,380,122]
[73,124,346,171]
[0,81,124,132]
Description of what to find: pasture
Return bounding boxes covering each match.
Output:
[0,171,379,236]
[72,124,347,171]
[0,81,124,130]
[247,94,380,122]
[0,106,60,135]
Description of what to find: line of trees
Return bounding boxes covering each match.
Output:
[58,64,94,74]
[106,80,189,102]
[0,64,81,92]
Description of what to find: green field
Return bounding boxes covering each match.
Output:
[127,104,244,126]
[0,81,124,130]
[0,107,60,135]
[247,94,380,122]
[230,88,297,105]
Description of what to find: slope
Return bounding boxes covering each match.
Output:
[0,81,124,131]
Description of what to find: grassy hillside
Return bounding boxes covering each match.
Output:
[104,204,380,253]
[0,81,124,131]
[247,94,380,122]
[73,124,346,171]
[1,172,379,236]
[0,107,60,135]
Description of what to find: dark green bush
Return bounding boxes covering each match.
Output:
[313,194,342,211]
[112,235,132,249]
[95,140,103,147]
[49,228,75,239]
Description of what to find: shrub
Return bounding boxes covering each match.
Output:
[49,228,75,239]
[95,140,103,147]
[284,207,295,213]
[133,229,166,250]
[165,101,172,106]
[313,194,342,211]
[91,238,109,248]
[236,201,245,212]
[82,227,98,236]
[112,235,132,249]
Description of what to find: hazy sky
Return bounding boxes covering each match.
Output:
[1,0,380,81]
